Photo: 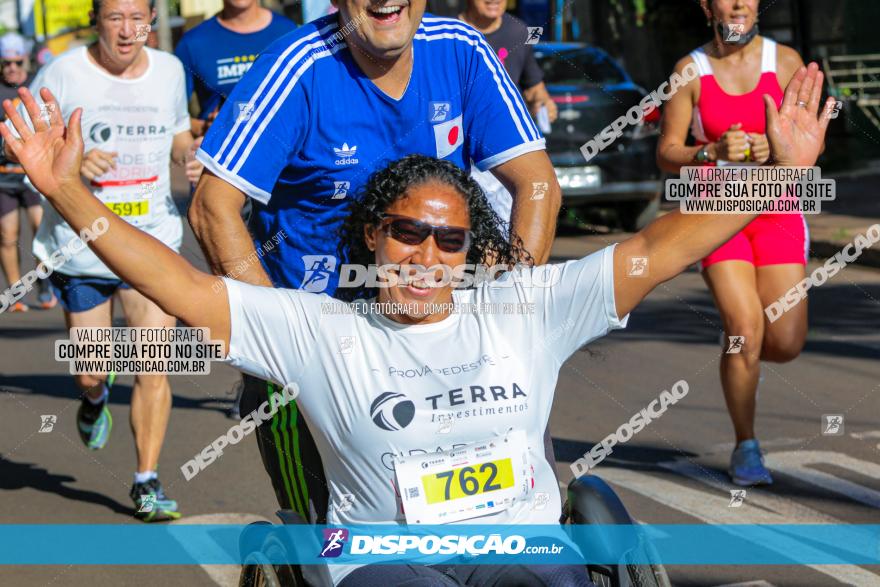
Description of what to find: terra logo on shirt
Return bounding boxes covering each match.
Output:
[89,122,113,143]
[371,392,416,431]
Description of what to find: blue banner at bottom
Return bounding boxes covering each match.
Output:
[0,524,877,565]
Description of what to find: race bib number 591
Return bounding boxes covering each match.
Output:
[106,200,149,219]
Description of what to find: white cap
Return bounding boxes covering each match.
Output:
[0,33,28,60]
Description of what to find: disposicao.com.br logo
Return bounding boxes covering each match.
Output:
[346,534,533,556]
[317,532,568,558]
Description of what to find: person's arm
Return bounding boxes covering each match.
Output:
[657,57,761,170]
[519,41,557,123]
[171,130,194,166]
[618,63,833,319]
[489,150,560,264]
[188,171,273,286]
[0,87,230,348]
[169,60,196,167]
[656,56,710,172]
[522,81,558,123]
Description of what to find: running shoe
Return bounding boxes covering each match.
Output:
[729,439,773,486]
[36,290,57,309]
[76,374,115,450]
[130,477,181,522]
[8,301,28,313]
[76,395,112,450]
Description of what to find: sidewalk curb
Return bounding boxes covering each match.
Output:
[809,237,880,269]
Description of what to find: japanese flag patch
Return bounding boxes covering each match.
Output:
[433,114,464,159]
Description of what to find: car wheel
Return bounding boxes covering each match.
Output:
[618,197,660,232]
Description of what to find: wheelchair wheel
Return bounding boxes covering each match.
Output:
[239,552,282,587]
[588,565,614,587]
[238,530,304,587]
[587,560,670,587]
[566,476,672,587]
[624,537,671,587]
[625,562,671,587]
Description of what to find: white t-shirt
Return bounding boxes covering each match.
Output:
[471,165,513,230]
[22,46,189,279]
[224,245,627,585]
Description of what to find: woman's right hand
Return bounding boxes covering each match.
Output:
[0,87,85,200]
[713,122,749,161]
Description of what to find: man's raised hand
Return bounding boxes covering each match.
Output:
[0,87,85,199]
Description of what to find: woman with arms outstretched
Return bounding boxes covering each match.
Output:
[2,64,831,586]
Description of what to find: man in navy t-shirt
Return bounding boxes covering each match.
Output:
[174,0,296,137]
[189,0,562,522]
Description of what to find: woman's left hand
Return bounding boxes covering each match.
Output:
[0,87,84,200]
[765,62,834,168]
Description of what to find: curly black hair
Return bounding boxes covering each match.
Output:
[336,155,533,301]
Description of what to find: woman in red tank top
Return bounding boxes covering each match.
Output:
[656,0,813,487]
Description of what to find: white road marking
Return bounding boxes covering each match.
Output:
[660,459,855,523]
[851,430,880,450]
[764,451,880,510]
[599,465,880,586]
[170,513,271,587]
[713,581,776,587]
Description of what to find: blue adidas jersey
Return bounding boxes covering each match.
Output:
[175,12,297,119]
[197,14,544,294]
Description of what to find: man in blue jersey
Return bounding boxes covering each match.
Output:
[189,0,562,522]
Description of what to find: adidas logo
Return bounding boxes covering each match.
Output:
[333,143,359,166]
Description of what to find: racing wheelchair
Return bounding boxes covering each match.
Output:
[238,474,671,587]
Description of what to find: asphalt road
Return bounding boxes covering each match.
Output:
[1,197,879,587]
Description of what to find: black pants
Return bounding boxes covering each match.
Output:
[241,374,329,523]
[339,563,594,587]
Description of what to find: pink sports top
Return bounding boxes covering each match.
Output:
[689,38,784,149]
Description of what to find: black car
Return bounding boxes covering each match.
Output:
[534,42,663,231]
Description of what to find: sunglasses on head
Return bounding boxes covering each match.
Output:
[379,214,472,253]
[2,59,23,67]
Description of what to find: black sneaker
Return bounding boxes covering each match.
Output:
[131,477,181,522]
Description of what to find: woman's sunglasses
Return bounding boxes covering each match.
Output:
[379,214,472,253]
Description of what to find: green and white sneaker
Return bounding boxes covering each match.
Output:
[131,477,181,522]
[76,383,113,450]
